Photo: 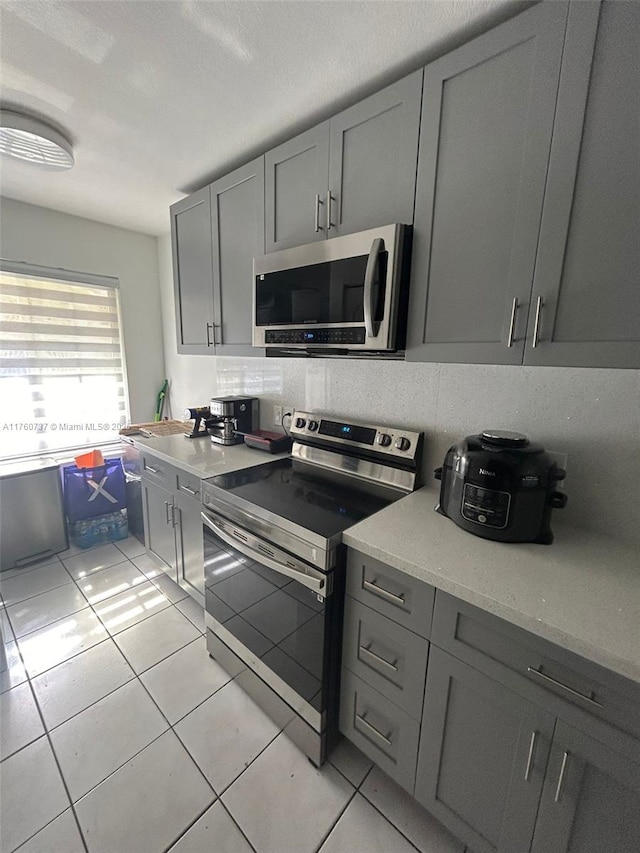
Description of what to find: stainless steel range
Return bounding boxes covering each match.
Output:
[200,411,423,765]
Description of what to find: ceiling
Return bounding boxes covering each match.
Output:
[0,0,525,236]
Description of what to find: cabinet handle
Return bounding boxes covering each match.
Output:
[314,194,322,232]
[526,667,603,708]
[532,296,543,348]
[212,324,221,346]
[206,323,213,347]
[524,730,538,781]
[360,643,399,673]
[326,190,334,231]
[507,298,518,347]
[164,500,172,525]
[172,505,180,528]
[355,712,392,746]
[180,484,198,497]
[554,751,570,803]
[146,465,159,475]
[363,578,406,607]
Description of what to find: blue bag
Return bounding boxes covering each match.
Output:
[63,458,126,522]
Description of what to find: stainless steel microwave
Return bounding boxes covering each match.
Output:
[252,224,410,352]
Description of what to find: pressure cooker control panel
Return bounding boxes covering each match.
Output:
[461,484,511,529]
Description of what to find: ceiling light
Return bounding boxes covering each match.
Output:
[0,110,74,170]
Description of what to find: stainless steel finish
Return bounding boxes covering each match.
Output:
[360,644,399,673]
[314,193,321,233]
[555,751,570,803]
[212,323,221,346]
[526,667,603,708]
[356,712,392,746]
[171,504,179,528]
[532,296,543,348]
[145,464,159,474]
[292,443,419,494]
[326,190,333,231]
[206,322,213,347]
[164,500,172,525]
[507,297,518,347]
[179,484,198,497]
[363,237,384,338]
[524,730,538,781]
[201,510,331,598]
[363,578,406,607]
[253,223,405,351]
[207,613,323,731]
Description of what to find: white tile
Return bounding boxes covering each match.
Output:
[74,560,146,604]
[115,536,147,560]
[168,801,252,853]
[17,608,108,677]
[329,736,373,787]
[92,580,172,635]
[0,736,69,852]
[140,637,230,724]
[0,562,72,607]
[31,639,134,730]
[62,543,129,580]
[50,679,168,801]
[75,730,214,853]
[0,639,28,694]
[14,809,85,853]
[0,557,61,582]
[319,792,417,853]
[149,571,188,603]
[175,595,206,633]
[175,680,278,793]
[131,551,166,579]
[114,606,200,674]
[1,604,14,640]
[361,766,465,853]
[7,583,89,638]
[0,681,45,760]
[223,733,354,853]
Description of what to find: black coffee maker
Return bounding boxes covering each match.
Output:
[184,396,259,443]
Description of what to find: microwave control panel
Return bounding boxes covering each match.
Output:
[265,327,366,345]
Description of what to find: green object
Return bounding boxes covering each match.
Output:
[154,379,168,422]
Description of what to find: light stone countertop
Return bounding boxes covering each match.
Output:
[343,488,640,685]
[126,433,290,479]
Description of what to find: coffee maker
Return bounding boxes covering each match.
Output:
[208,396,259,445]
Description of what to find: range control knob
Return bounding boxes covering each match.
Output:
[308,420,319,431]
[294,417,306,429]
[376,433,392,447]
[395,437,411,452]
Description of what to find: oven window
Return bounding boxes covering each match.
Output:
[204,523,329,713]
[255,253,387,326]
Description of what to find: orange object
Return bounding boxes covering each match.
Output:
[74,449,105,469]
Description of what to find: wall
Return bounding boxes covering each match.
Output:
[157,234,640,548]
[1,198,165,423]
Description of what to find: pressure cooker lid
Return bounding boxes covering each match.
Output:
[480,430,529,448]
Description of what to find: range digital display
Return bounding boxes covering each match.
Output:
[318,420,376,445]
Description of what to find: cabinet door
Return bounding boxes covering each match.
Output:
[531,720,640,853]
[174,491,204,606]
[264,122,330,252]
[415,648,555,853]
[170,187,215,354]
[525,1,640,368]
[210,157,265,356]
[328,71,422,237]
[141,479,177,579]
[407,2,568,365]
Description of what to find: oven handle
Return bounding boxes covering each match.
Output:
[201,511,329,598]
[363,237,384,339]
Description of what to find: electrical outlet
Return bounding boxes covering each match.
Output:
[273,405,283,426]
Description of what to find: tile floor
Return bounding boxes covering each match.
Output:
[0,537,468,853]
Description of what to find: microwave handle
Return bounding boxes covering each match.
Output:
[363,238,384,338]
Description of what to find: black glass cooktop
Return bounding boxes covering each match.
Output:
[205,458,404,540]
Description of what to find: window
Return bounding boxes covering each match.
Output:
[0,263,129,460]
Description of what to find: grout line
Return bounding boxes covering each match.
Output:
[1,577,75,610]
[159,798,219,853]
[216,799,260,853]
[311,784,359,853]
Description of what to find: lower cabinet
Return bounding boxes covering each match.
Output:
[142,478,176,571]
[173,489,204,601]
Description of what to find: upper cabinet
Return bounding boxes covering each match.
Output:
[265,71,423,252]
[407,1,569,365]
[525,0,640,368]
[170,158,265,356]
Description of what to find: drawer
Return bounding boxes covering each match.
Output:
[339,668,420,794]
[346,549,435,639]
[432,591,640,741]
[176,470,202,502]
[342,595,429,720]
[140,452,174,485]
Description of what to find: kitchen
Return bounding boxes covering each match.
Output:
[0,1,639,852]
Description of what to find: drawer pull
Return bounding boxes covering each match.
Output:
[360,644,399,673]
[180,484,198,496]
[526,667,603,708]
[555,751,570,803]
[524,730,537,781]
[355,712,392,746]
[146,465,159,474]
[363,578,406,608]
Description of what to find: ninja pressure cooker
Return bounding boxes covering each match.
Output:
[434,430,567,544]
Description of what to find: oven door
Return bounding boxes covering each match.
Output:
[202,508,339,733]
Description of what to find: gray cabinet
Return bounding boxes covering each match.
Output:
[174,489,204,602]
[265,72,422,251]
[407,1,568,365]
[525,0,640,368]
[142,478,177,576]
